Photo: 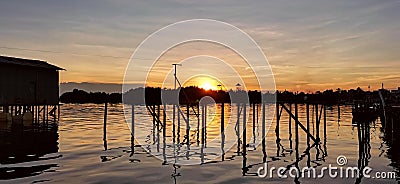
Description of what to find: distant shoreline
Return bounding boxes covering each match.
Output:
[60,86,399,105]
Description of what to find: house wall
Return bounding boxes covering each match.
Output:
[0,64,59,105]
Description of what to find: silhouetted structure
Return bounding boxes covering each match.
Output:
[0,55,64,129]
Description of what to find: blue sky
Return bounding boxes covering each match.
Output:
[0,0,399,91]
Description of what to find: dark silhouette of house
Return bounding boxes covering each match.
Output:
[0,55,64,128]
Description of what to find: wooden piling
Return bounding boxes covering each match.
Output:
[46,105,48,125]
[197,104,200,145]
[262,101,267,163]
[156,106,160,152]
[237,103,241,155]
[158,105,161,135]
[132,105,135,137]
[221,103,225,161]
[306,103,310,146]
[276,103,280,142]
[200,104,205,164]
[324,105,327,140]
[131,105,135,154]
[103,102,108,150]
[42,105,45,124]
[162,105,167,163]
[204,105,207,146]
[252,103,256,145]
[242,104,247,176]
[295,103,299,163]
[152,105,156,130]
[201,105,205,146]
[186,104,190,145]
[221,103,225,134]
[316,104,320,141]
[58,104,61,121]
[289,103,292,149]
[178,105,181,144]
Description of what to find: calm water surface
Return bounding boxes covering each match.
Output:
[0,104,398,183]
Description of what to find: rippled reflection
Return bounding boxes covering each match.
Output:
[0,104,398,183]
[0,127,60,180]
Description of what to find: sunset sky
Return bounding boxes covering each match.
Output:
[0,0,399,92]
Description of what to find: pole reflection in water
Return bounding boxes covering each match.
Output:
[355,121,371,184]
[110,103,398,184]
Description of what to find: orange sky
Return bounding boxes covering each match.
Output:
[0,1,399,92]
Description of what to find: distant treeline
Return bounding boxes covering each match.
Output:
[60,86,398,105]
[60,89,122,104]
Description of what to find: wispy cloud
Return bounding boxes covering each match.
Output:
[0,0,399,91]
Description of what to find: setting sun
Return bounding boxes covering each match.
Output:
[199,81,215,91]
[183,75,224,91]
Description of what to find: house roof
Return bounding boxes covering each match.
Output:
[0,55,65,70]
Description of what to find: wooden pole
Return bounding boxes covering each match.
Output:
[152,105,156,131]
[221,103,225,134]
[204,105,207,146]
[262,101,267,163]
[162,104,167,164]
[58,104,61,121]
[221,103,225,161]
[237,103,241,155]
[131,105,135,154]
[252,103,256,145]
[280,103,318,143]
[324,105,327,140]
[197,104,200,145]
[46,105,48,125]
[242,103,247,176]
[307,103,310,146]
[316,104,320,141]
[103,102,108,150]
[43,105,45,124]
[36,105,39,124]
[156,106,160,152]
[289,103,292,149]
[295,103,299,165]
[201,105,205,146]
[186,104,190,145]
[178,104,181,144]
[132,105,135,137]
[157,104,160,123]
[201,104,205,164]
[276,103,280,140]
